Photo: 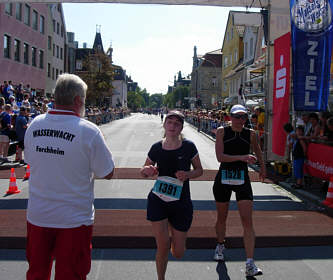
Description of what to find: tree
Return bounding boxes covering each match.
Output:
[80,52,114,106]
[127,88,145,111]
[149,93,163,109]
[163,85,190,109]
[140,89,150,107]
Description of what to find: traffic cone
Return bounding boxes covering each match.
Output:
[23,165,30,181]
[14,145,20,162]
[322,177,333,207]
[6,168,20,195]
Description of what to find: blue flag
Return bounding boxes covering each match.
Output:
[290,0,333,111]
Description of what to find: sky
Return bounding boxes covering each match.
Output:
[63,3,252,94]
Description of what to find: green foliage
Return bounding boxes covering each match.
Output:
[149,93,163,108]
[163,85,190,109]
[79,52,114,106]
[127,87,151,111]
[127,91,143,111]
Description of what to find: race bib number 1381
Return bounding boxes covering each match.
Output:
[152,176,183,202]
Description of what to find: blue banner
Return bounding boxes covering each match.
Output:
[290,0,333,111]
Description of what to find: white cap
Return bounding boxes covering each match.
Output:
[230,104,247,114]
[296,118,305,127]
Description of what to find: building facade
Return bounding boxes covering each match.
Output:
[191,46,222,109]
[66,31,77,74]
[0,3,48,94]
[221,11,261,105]
[243,23,266,102]
[74,30,128,108]
[45,3,66,96]
[112,65,127,108]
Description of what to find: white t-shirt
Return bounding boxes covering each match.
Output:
[24,109,115,228]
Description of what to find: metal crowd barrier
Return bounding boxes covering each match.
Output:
[86,111,129,125]
[185,116,226,138]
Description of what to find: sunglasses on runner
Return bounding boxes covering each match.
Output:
[230,113,248,120]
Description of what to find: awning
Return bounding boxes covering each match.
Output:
[249,67,265,74]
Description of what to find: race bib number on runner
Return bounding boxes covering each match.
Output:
[152,176,183,202]
[221,169,245,185]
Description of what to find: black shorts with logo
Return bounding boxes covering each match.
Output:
[212,168,253,202]
[147,191,193,232]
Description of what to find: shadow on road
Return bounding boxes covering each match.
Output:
[1,246,332,261]
[0,196,307,211]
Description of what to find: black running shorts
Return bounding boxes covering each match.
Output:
[147,191,193,232]
[213,169,253,202]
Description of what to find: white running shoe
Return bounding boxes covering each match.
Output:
[213,243,225,261]
[246,262,263,277]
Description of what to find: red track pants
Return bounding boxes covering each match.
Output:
[26,222,93,280]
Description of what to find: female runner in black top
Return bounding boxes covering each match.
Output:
[140,110,203,280]
[213,104,266,277]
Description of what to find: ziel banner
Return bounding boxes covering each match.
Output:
[290,0,333,111]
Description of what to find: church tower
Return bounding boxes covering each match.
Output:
[192,46,199,70]
[93,25,104,53]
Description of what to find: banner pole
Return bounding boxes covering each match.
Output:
[264,0,271,165]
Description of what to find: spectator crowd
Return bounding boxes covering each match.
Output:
[170,105,332,192]
[0,80,130,164]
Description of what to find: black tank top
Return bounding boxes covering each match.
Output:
[220,126,251,170]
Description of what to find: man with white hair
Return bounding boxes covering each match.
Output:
[24,73,115,279]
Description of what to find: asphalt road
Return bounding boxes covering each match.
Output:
[1,246,333,280]
[0,113,332,279]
